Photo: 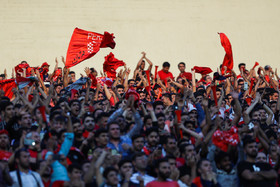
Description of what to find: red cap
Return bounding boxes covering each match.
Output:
[0,130,9,136]
[41,62,50,67]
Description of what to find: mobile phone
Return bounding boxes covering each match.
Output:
[244,82,248,90]
[24,139,35,146]
[248,122,254,130]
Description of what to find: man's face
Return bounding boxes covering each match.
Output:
[96,133,109,147]
[84,116,95,131]
[70,73,76,82]
[256,152,267,163]
[251,111,261,121]
[20,113,32,128]
[184,144,196,160]
[18,151,30,169]
[245,142,258,158]
[129,80,135,87]
[71,102,80,116]
[158,162,171,180]
[98,116,108,129]
[52,119,65,132]
[216,91,221,99]
[134,155,148,170]
[139,92,146,100]
[239,65,246,72]
[168,158,177,171]
[161,96,170,106]
[270,103,277,114]
[178,64,185,73]
[147,132,159,147]
[145,118,153,129]
[271,93,279,101]
[0,134,9,150]
[69,168,82,180]
[31,132,40,145]
[217,156,232,173]
[140,61,145,70]
[258,109,266,121]
[97,93,104,101]
[4,105,14,118]
[120,162,133,176]
[162,66,169,73]
[106,171,119,186]
[238,81,244,90]
[155,105,164,114]
[198,160,212,175]
[132,137,144,152]
[109,124,120,139]
[117,88,124,95]
[157,116,165,129]
[196,96,203,104]
[164,138,177,154]
[73,122,84,136]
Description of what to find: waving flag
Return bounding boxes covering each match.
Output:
[219,33,233,74]
[0,79,17,99]
[15,77,37,89]
[65,28,116,68]
[103,52,125,79]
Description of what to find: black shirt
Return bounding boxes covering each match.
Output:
[237,161,276,187]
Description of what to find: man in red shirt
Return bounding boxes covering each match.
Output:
[177,62,192,80]
[158,62,174,83]
[146,158,179,187]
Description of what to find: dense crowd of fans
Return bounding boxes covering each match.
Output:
[0,52,279,187]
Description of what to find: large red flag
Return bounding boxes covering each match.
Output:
[0,79,17,99]
[103,53,125,79]
[219,33,233,74]
[65,28,116,68]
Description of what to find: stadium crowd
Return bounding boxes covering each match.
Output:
[0,51,279,187]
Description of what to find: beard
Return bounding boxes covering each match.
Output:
[158,170,170,180]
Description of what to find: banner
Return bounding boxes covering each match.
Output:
[65,28,116,68]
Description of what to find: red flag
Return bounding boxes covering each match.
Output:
[103,53,125,79]
[211,85,218,106]
[192,66,213,75]
[0,79,17,99]
[38,106,47,122]
[65,28,116,68]
[219,33,233,74]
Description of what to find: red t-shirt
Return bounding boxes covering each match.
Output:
[158,70,174,82]
[146,181,179,187]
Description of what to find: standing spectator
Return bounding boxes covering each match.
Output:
[146,158,179,187]
[237,137,277,187]
[9,148,44,187]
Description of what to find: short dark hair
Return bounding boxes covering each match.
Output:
[15,148,28,160]
[242,135,256,148]
[214,151,230,164]
[153,101,164,109]
[163,62,170,68]
[67,163,82,173]
[162,93,172,101]
[155,158,169,169]
[95,128,108,138]
[69,99,81,107]
[0,101,13,112]
[103,167,118,179]
[146,127,159,136]
[163,136,175,145]
[132,134,144,142]
[238,63,246,69]
[118,159,132,168]
[132,152,146,161]
[178,62,185,67]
